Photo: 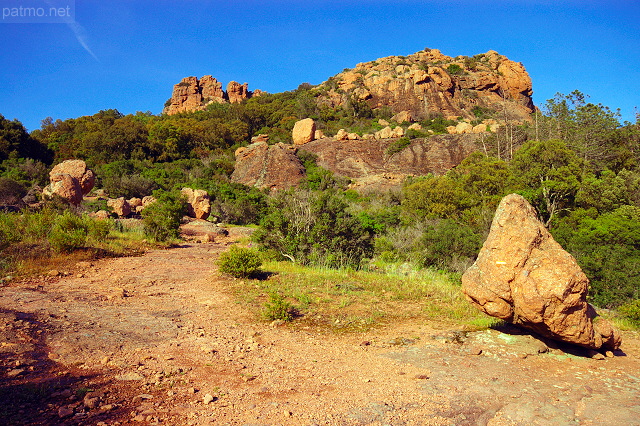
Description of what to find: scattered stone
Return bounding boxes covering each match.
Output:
[335,129,349,141]
[605,350,615,358]
[116,372,144,381]
[132,394,154,404]
[588,350,606,360]
[58,406,74,418]
[466,347,483,356]
[414,374,430,380]
[203,394,214,404]
[462,194,622,351]
[7,368,24,377]
[107,197,132,217]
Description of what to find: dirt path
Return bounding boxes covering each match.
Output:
[1,230,639,425]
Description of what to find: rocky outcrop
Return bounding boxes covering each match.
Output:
[226,81,250,104]
[318,48,534,122]
[43,159,95,205]
[292,118,316,145]
[302,134,478,188]
[181,188,211,220]
[231,142,305,190]
[164,76,260,115]
[461,194,621,351]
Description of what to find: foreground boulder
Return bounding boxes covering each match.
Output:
[461,194,621,351]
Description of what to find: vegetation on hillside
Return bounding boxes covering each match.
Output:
[1,87,639,329]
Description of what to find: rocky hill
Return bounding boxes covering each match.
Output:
[317,48,534,122]
[163,76,264,115]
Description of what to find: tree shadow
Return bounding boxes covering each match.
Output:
[0,308,137,425]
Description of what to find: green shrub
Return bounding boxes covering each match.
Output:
[262,293,294,322]
[48,211,89,253]
[386,137,411,156]
[254,189,374,268]
[446,64,463,75]
[217,245,263,278]
[618,300,640,327]
[141,191,186,241]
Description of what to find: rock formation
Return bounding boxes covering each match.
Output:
[164,76,261,115]
[318,48,534,122]
[231,142,305,190]
[43,159,95,205]
[181,188,211,220]
[461,194,621,351]
[292,118,316,145]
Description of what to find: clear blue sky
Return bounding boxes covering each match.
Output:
[1,0,638,131]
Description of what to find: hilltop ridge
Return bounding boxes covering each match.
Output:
[164,48,534,122]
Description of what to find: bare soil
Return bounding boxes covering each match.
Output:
[1,227,639,425]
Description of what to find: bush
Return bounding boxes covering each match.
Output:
[618,299,640,327]
[446,64,463,75]
[141,191,186,241]
[217,245,262,278]
[48,211,89,253]
[386,137,411,156]
[254,189,374,268]
[262,293,294,322]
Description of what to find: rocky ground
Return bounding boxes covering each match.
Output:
[1,227,639,425]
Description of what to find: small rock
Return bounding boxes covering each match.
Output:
[414,374,430,380]
[116,372,144,381]
[466,347,483,356]
[605,350,615,358]
[270,319,285,327]
[284,410,292,417]
[58,406,74,418]
[187,387,197,394]
[589,350,606,360]
[7,368,25,377]
[203,394,214,404]
[132,394,153,404]
[359,341,371,346]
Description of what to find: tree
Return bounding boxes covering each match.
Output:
[510,139,583,226]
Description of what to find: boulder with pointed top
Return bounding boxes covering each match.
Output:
[461,193,621,351]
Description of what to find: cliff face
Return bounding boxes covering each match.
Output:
[318,48,534,122]
[163,76,264,115]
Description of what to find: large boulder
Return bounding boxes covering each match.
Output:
[292,118,316,145]
[44,159,96,205]
[461,194,621,351]
[181,188,211,220]
[43,174,83,206]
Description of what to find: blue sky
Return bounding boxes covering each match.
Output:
[1,0,639,131]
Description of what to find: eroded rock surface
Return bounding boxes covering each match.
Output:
[164,76,260,115]
[231,142,305,190]
[461,194,621,351]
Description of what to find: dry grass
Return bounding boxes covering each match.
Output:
[231,260,500,332]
